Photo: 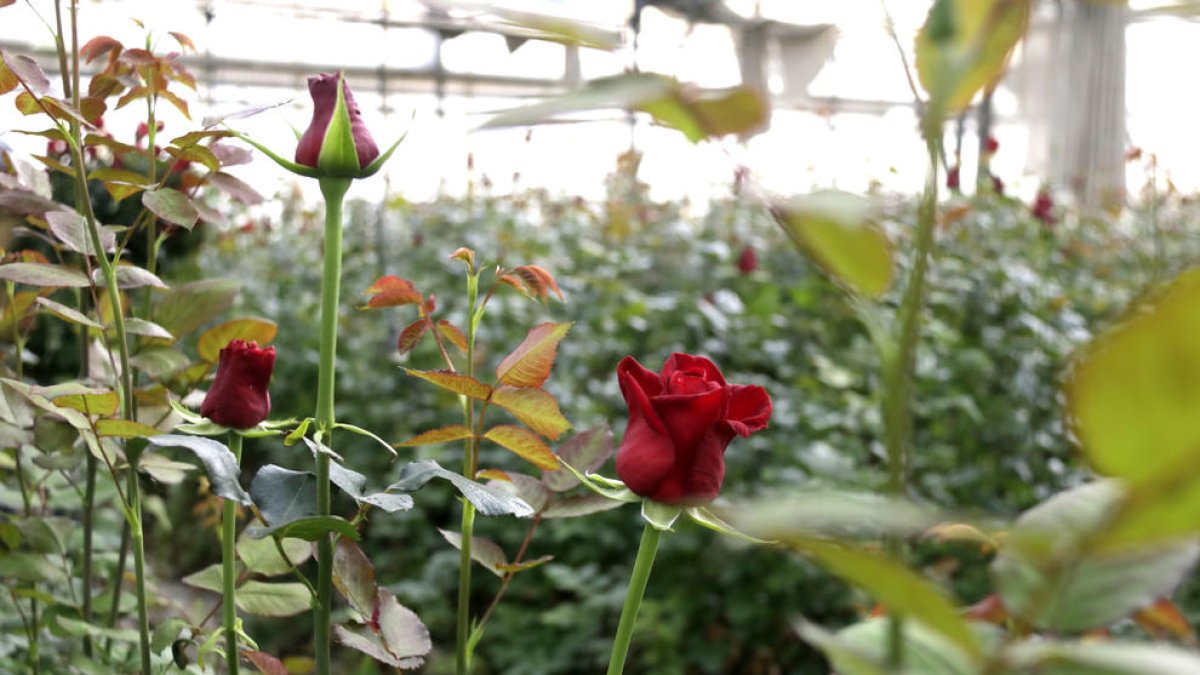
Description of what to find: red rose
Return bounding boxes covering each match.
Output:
[1031,189,1055,226]
[295,71,380,174]
[615,353,772,504]
[201,340,275,429]
[736,245,758,274]
[946,165,960,191]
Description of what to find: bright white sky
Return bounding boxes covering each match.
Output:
[1,0,1197,210]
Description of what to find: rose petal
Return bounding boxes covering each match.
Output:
[722,384,772,437]
[660,353,726,387]
[652,385,727,452]
[617,355,664,397]
[680,428,729,503]
[615,365,675,497]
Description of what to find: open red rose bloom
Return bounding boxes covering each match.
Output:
[201,340,275,429]
[615,353,772,504]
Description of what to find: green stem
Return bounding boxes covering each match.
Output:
[880,139,941,670]
[456,270,481,675]
[607,523,662,675]
[58,1,149,668]
[223,433,243,674]
[313,177,351,675]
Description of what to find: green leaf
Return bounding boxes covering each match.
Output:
[333,538,377,617]
[235,581,312,617]
[55,616,141,644]
[45,210,115,255]
[795,538,982,659]
[801,617,996,675]
[142,187,199,229]
[0,552,65,582]
[262,515,359,542]
[305,439,413,513]
[122,317,173,340]
[730,491,947,542]
[35,296,103,329]
[540,492,625,519]
[483,425,559,470]
[196,318,277,362]
[914,0,1031,118]
[147,434,250,505]
[992,481,1199,633]
[129,346,190,380]
[153,279,240,339]
[236,525,311,576]
[1005,638,1200,675]
[495,322,572,388]
[439,529,509,578]
[488,473,551,513]
[182,562,235,593]
[483,73,675,129]
[541,426,613,492]
[0,262,91,287]
[773,191,892,298]
[107,265,169,290]
[151,617,189,655]
[490,386,571,440]
[249,464,314,527]
[387,460,535,517]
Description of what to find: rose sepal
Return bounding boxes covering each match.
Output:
[170,398,291,438]
[556,458,642,503]
[685,504,776,545]
[229,130,322,178]
[357,126,409,178]
[642,500,682,531]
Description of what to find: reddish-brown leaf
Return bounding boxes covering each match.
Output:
[404,369,491,400]
[497,273,528,295]
[159,89,190,119]
[120,48,157,65]
[210,171,263,204]
[2,49,50,94]
[963,594,1008,624]
[495,322,572,388]
[483,425,558,470]
[513,265,564,301]
[395,424,475,448]
[449,247,475,268]
[1135,597,1198,645]
[363,276,422,309]
[397,319,430,355]
[80,36,123,64]
[490,386,571,440]
[169,31,196,52]
[437,320,467,353]
[244,651,289,675]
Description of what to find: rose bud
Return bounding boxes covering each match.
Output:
[295,71,381,177]
[1031,189,1055,226]
[201,340,275,429]
[615,353,772,504]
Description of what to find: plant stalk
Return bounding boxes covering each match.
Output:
[606,523,662,675]
[880,139,941,670]
[455,269,481,675]
[223,433,243,674]
[313,177,351,675]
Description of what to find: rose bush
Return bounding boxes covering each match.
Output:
[615,352,772,504]
[201,339,276,428]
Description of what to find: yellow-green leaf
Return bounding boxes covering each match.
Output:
[403,369,491,400]
[495,322,572,388]
[490,386,571,441]
[773,191,892,298]
[95,418,161,438]
[395,425,475,448]
[914,0,1031,117]
[1067,267,1200,484]
[54,391,119,417]
[196,318,277,363]
[483,425,558,470]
